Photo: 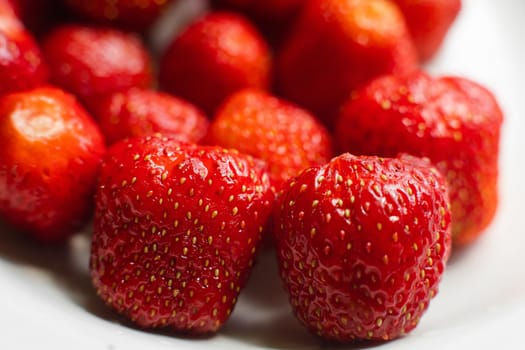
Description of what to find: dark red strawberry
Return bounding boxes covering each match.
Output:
[393,0,461,61]
[277,0,417,127]
[206,89,332,190]
[274,153,452,341]
[92,88,209,145]
[0,87,106,241]
[335,71,503,245]
[0,8,48,95]
[42,25,153,110]
[65,0,174,32]
[90,135,273,333]
[159,12,272,116]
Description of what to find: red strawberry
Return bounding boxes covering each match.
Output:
[274,153,452,341]
[159,12,272,116]
[277,0,418,127]
[42,25,153,110]
[90,135,273,333]
[0,87,106,241]
[65,0,174,32]
[393,0,461,61]
[0,9,48,95]
[206,89,333,190]
[92,88,209,146]
[335,71,503,245]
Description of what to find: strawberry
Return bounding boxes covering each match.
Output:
[0,87,106,241]
[41,25,153,110]
[0,8,48,95]
[277,0,418,128]
[393,0,462,61]
[92,88,209,146]
[206,89,333,190]
[64,0,174,32]
[90,135,273,333]
[274,153,452,341]
[335,71,503,245]
[159,12,272,116]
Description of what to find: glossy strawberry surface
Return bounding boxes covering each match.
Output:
[277,0,417,127]
[93,88,209,145]
[91,136,273,333]
[0,87,106,241]
[42,25,153,109]
[274,153,452,341]
[159,12,272,116]
[336,71,503,244]
[207,89,332,190]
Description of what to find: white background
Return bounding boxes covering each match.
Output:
[1,0,524,349]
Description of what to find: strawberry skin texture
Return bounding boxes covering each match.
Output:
[91,136,273,333]
[42,25,153,109]
[393,0,461,61]
[336,71,503,245]
[277,0,417,127]
[207,89,333,190]
[65,0,174,32]
[93,88,209,146]
[0,87,106,241]
[274,153,452,341]
[0,10,48,95]
[159,12,272,116]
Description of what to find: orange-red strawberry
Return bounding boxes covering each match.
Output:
[0,8,48,95]
[42,25,153,110]
[0,87,105,241]
[206,89,332,190]
[91,135,273,333]
[159,12,272,116]
[64,0,174,32]
[393,0,461,61]
[336,71,503,245]
[92,88,209,145]
[277,0,418,127]
[274,153,452,342]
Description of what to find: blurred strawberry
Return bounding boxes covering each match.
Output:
[336,71,503,245]
[0,87,105,241]
[277,0,418,127]
[159,12,272,116]
[207,89,332,190]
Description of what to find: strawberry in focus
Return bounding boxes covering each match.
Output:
[206,89,332,190]
[336,71,503,245]
[64,0,174,32]
[393,0,462,61]
[93,88,209,145]
[159,12,272,116]
[274,153,452,341]
[277,0,417,127]
[0,87,105,241]
[91,136,273,333]
[42,25,153,110]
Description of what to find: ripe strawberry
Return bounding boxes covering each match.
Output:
[393,0,461,61]
[0,87,105,241]
[90,135,273,333]
[92,88,209,145]
[159,12,272,116]
[64,0,174,32]
[274,153,452,341]
[335,71,503,245]
[206,89,333,190]
[277,0,418,127]
[42,25,153,110]
[0,8,48,95]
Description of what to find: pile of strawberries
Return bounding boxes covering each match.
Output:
[0,0,503,343]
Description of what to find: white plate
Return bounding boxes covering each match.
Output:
[1,0,525,348]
